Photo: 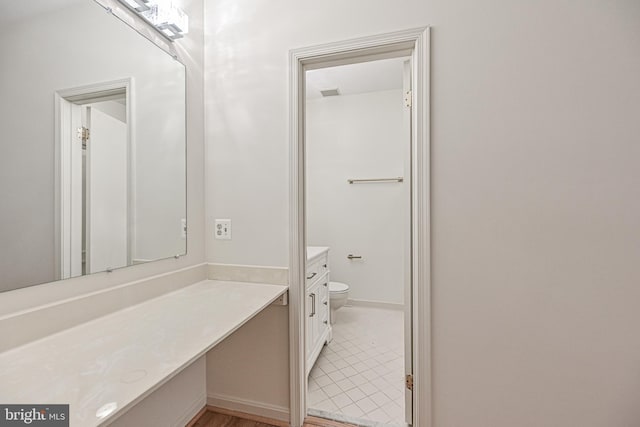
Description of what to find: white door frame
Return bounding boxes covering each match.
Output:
[54,78,135,279]
[288,27,431,427]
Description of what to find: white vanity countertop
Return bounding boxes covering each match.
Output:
[0,280,287,426]
[307,246,329,262]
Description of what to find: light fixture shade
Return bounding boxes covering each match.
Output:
[142,1,189,39]
[117,0,189,41]
[119,0,151,12]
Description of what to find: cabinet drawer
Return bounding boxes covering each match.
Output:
[306,256,328,287]
[319,279,328,303]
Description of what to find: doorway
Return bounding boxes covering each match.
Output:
[289,27,431,427]
[54,79,133,280]
[305,57,411,426]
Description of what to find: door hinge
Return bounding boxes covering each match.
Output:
[406,374,413,391]
[77,127,90,149]
[404,90,412,108]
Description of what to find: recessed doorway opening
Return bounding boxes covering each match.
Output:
[54,79,133,280]
[305,56,411,427]
[289,27,431,427]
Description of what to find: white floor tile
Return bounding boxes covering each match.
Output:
[383,371,402,385]
[314,398,338,412]
[330,392,353,409]
[308,379,320,392]
[332,359,350,370]
[340,403,365,418]
[382,401,405,420]
[355,396,378,414]
[308,388,329,405]
[366,408,391,424]
[358,381,378,396]
[370,390,391,407]
[315,374,333,387]
[383,387,404,401]
[372,364,392,377]
[345,386,366,403]
[323,383,343,398]
[340,366,358,378]
[327,370,346,382]
[370,376,391,390]
[362,358,380,369]
[335,377,356,392]
[320,361,338,374]
[307,306,405,425]
[350,374,369,386]
[343,355,360,365]
[361,369,379,381]
[351,361,369,372]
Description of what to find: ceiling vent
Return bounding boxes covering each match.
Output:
[320,88,340,97]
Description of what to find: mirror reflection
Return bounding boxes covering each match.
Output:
[0,0,187,292]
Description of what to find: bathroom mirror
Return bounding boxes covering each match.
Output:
[0,0,186,292]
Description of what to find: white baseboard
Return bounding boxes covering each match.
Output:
[207,393,289,423]
[347,298,404,310]
[175,395,206,427]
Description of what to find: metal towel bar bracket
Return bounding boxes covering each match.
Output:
[348,177,403,184]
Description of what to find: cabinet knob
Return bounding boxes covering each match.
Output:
[323,302,327,305]
[323,283,327,287]
[323,264,327,268]
[323,320,328,325]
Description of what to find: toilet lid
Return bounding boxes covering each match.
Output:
[329,282,349,293]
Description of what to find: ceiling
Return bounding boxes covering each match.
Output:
[306,56,408,100]
[0,0,85,26]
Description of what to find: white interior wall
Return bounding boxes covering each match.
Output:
[0,1,186,291]
[108,356,206,427]
[307,89,406,305]
[204,0,640,425]
[206,305,290,421]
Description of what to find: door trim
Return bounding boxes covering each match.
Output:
[288,27,431,427]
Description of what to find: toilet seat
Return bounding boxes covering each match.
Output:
[329,281,349,294]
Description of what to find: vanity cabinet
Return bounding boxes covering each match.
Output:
[306,247,331,374]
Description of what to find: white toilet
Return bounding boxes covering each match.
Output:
[329,281,350,324]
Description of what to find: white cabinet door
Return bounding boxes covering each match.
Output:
[306,281,321,373]
[317,279,329,337]
[306,249,331,374]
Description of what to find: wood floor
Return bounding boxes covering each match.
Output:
[189,408,357,427]
[190,411,274,427]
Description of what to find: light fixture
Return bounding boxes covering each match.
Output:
[117,0,189,41]
[119,0,151,12]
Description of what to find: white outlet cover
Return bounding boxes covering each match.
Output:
[215,219,232,240]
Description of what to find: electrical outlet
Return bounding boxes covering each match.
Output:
[181,218,187,239]
[215,219,231,240]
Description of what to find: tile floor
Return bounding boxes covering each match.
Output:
[307,305,406,426]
